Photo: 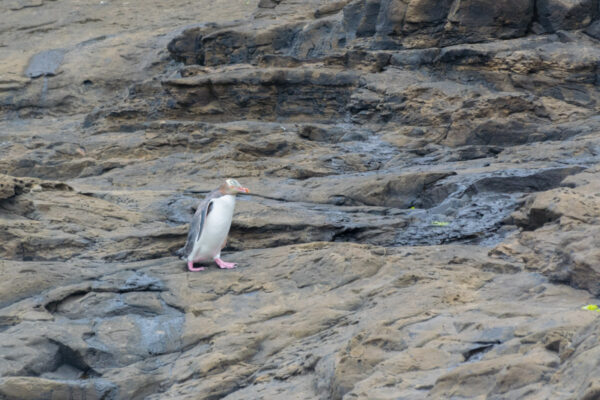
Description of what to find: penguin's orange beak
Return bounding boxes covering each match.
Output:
[237,186,250,193]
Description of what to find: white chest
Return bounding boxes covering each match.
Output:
[190,195,236,261]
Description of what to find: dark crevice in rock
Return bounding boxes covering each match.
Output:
[528,0,544,35]
[462,341,501,362]
[47,339,102,380]
[515,206,562,231]
[331,226,367,243]
[45,290,91,314]
[466,166,587,195]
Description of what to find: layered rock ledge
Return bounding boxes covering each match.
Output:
[1,0,600,399]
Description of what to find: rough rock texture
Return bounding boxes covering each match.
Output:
[2,0,600,399]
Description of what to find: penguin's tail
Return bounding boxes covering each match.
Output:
[174,247,185,259]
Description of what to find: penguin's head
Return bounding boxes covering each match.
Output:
[222,178,250,195]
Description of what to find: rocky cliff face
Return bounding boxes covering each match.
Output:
[1,0,600,399]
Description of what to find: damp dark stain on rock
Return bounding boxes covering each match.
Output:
[24,49,65,78]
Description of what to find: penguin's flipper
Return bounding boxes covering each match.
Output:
[180,197,214,260]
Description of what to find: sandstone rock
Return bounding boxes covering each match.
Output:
[2,0,600,398]
[0,376,115,400]
[497,169,600,295]
[444,0,534,43]
[537,0,598,32]
[161,66,359,122]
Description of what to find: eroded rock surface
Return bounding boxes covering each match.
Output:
[1,0,600,399]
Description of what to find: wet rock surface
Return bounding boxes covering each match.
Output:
[1,0,600,399]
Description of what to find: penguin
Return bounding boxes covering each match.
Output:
[179,178,249,271]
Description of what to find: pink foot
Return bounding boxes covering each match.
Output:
[187,261,205,272]
[214,258,237,269]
